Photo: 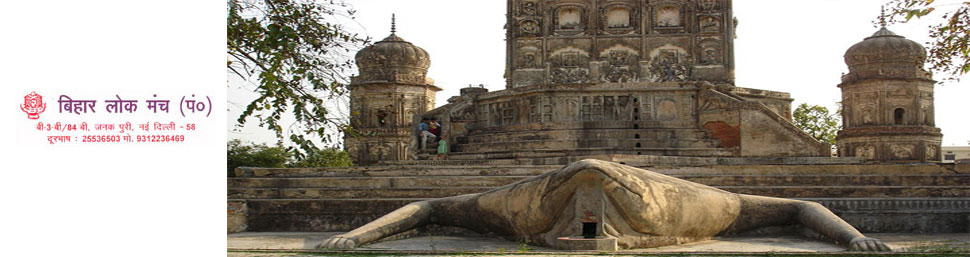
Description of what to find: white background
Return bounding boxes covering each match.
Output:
[1,0,224,256]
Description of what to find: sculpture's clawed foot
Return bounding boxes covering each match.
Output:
[318,235,358,250]
[849,237,892,252]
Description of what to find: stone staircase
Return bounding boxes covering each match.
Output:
[444,128,735,163]
[228,162,970,233]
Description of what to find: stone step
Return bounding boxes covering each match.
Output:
[720,186,970,198]
[234,198,970,233]
[465,128,711,144]
[228,187,492,199]
[676,174,970,186]
[228,185,970,199]
[233,165,556,178]
[455,138,720,153]
[228,176,531,189]
[445,149,737,164]
[229,174,970,189]
[652,163,967,176]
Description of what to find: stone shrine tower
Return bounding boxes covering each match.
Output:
[837,26,942,162]
[345,17,441,165]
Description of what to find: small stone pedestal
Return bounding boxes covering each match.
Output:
[555,236,618,251]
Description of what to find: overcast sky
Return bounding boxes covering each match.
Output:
[228,0,969,147]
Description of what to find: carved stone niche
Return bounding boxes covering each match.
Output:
[697,37,722,66]
[698,15,720,34]
[650,1,686,34]
[600,3,637,35]
[553,4,588,36]
[516,44,542,69]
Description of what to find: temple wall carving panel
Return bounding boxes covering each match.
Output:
[507,0,735,88]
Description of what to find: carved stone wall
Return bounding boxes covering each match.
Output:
[346,83,439,165]
[423,82,821,158]
[506,0,735,88]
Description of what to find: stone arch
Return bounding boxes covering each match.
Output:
[554,5,586,32]
[605,6,632,29]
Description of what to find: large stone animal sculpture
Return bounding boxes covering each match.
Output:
[320,160,890,251]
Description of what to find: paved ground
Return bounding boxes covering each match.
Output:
[228,232,969,256]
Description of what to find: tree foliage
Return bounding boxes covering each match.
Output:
[227,139,353,176]
[227,0,368,159]
[792,103,840,146]
[882,0,970,81]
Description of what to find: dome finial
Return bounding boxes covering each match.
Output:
[391,13,397,34]
[879,5,887,28]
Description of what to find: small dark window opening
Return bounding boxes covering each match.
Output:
[894,108,905,125]
[633,124,639,129]
[945,154,956,161]
[582,222,597,239]
[637,152,642,155]
[634,134,641,139]
[635,143,642,148]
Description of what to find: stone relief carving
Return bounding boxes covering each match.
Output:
[926,145,938,160]
[549,49,591,84]
[891,144,915,159]
[698,0,720,12]
[698,38,722,65]
[519,19,542,36]
[862,107,875,125]
[856,145,876,160]
[521,1,538,16]
[600,50,639,82]
[648,49,693,82]
[517,45,542,69]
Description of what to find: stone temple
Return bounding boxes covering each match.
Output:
[347,0,836,165]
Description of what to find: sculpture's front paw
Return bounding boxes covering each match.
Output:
[849,237,891,252]
[318,235,358,250]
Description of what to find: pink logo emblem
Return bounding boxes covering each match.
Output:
[20,91,46,120]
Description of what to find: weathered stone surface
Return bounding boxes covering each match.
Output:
[228,200,248,233]
[320,160,890,251]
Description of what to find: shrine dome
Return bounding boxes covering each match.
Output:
[355,33,431,72]
[843,27,928,82]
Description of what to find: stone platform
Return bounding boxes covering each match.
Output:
[228,159,970,234]
[228,232,969,256]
